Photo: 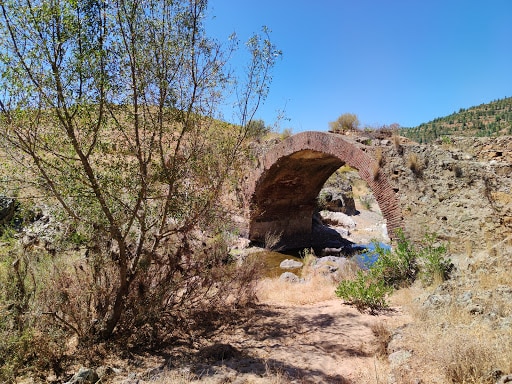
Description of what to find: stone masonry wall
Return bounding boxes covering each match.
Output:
[371,136,512,253]
[244,132,512,253]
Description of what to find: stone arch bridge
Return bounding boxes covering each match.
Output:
[245,131,403,250]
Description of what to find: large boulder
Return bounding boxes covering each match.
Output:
[319,210,356,229]
[318,187,356,215]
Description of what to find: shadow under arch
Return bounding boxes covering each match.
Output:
[245,131,403,250]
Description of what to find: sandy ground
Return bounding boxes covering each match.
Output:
[346,204,389,246]
[188,300,408,384]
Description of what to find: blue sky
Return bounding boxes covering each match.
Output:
[206,1,512,132]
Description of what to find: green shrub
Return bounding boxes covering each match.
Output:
[385,230,419,287]
[335,270,392,314]
[366,232,418,289]
[359,195,373,211]
[68,230,88,247]
[336,230,451,313]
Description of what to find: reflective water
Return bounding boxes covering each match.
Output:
[351,242,391,269]
[250,250,304,278]
[251,241,391,277]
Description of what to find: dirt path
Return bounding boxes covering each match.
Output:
[187,300,408,384]
[180,204,404,383]
[107,299,408,384]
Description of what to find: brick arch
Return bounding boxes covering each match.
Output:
[245,131,403,249]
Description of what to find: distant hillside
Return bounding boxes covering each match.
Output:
[401,96,512,143]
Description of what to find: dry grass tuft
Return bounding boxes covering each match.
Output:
[392,134,403,155]
[371,162,380,181]
[406,153,423,177]
[371,322,392,359]
[374,148,385,167]
[442,337,499,384]
[300,248,317,271]
[264,231,283,250]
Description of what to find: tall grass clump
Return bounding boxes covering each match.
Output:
[407,153,424,177]
[0,238,69,380]
[335,230,452,313]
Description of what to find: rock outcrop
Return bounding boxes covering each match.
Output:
[318,186,356,215]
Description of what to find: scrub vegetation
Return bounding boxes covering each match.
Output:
[0,0,279,380]
[402,96,512,142]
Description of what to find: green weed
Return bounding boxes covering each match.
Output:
[418,233,453,286]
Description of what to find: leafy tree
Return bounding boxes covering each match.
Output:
[0,0,279,342]
[328,113,360,133]
[246,118,271,138]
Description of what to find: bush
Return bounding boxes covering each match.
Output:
[246,119,271,139]
[335,270,392,315]
[336,230,451,313]
[0,229,263,379]
[329,113,360,133]
[385,230,419,287]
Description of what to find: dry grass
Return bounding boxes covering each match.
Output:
[374,148,384,167]
[371,162,380,181]
[442,337,503,384]
[256,250,364,306]
[148,366,295,384]
[371,322,392,359]
[255,273,337,305]
[263,230,283,250]
[406,153,423,177]
[392,134,403,155]
[383,256,512,384]
[351,177,371,198]
[352,358,391,384]
[413,319,512,383]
